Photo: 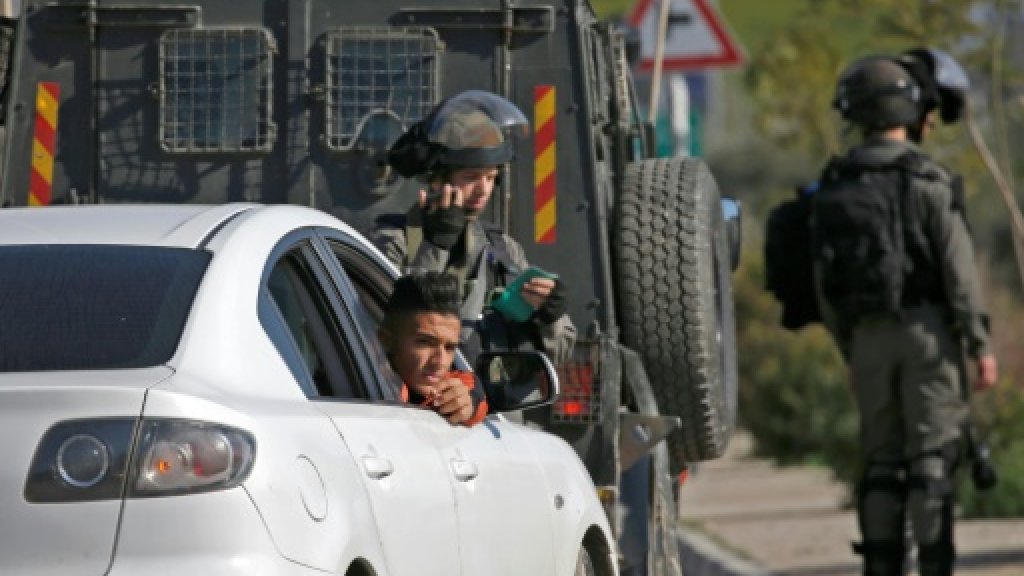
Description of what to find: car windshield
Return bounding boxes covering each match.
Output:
[0,245,211,372]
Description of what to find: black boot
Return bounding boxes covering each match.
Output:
[854,540,905,576]
[917,542,954,576]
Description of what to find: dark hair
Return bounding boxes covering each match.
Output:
[382,271,461,329]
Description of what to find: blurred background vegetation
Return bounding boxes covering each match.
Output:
[593,0,1024,517]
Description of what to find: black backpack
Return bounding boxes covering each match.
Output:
[764,184,821,330]
[811,151,936,322]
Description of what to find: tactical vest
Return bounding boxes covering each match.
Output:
[811,151,944,323]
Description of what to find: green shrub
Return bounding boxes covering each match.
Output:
[734,247,860,488]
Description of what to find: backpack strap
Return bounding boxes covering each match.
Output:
[374,210,425,271]
[402,206,425,269]
[819,154,857,183]
[480,222,519,287]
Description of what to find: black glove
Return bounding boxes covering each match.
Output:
[423,205,466,250]
[531,278,567,326]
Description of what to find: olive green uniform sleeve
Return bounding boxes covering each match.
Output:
[372,222,452,273]
[918,167,992,358]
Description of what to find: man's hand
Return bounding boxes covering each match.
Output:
[520,277,555,309]
[522,277,567,325]
[420,184,466,250]
[975,353,999,391]
[427,375,475,425]
[419,183,464,211]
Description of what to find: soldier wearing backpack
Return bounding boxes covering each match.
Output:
[813,49,998,576]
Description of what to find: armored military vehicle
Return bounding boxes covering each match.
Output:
[0,0,739,573]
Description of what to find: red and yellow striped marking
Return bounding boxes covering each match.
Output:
[29,82,60,206]
[534,85,556,244]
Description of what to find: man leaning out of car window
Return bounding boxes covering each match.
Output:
[378,271,488,426]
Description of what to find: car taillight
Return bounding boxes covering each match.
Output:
[25,418,255,503]
[131,419,255,497]
[25,418,135,503]
[553,358,601,423]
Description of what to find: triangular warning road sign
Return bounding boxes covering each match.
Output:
[628,0,744,72]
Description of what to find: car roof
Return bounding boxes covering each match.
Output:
[0,204,257,248]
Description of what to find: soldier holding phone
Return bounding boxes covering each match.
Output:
[373,90,576,365]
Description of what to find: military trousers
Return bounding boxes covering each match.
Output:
[850,304,966,557]
[849,304,967,459]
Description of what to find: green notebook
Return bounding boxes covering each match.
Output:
[491,266,559,322]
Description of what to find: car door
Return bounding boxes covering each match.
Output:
[316,230,558,576]
[427,420,558,575]
[263,238,461,576]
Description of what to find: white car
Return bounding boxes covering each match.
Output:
[0,204,616,576]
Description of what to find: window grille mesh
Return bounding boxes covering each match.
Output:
[159,28,275,153]
[326,27,440,151]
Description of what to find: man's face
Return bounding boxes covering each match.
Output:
[450,166,499,220]
[383,311,461,397]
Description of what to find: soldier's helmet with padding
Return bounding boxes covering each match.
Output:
[897,47,970,124]
[388,90,529,178]
[832,55,928,130]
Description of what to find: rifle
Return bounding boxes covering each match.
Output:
[957,344,998,491]
[964,424,997,491]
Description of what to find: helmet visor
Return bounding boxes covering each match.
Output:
[426,90,530,148]
[927,48,969,93]
[424,90,530,169]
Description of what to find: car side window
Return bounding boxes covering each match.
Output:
[322,236,473,378]
[265,246,363,400]
[320,237,404,399]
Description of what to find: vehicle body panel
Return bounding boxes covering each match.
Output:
[0,369,170,575]
[137,386,387,574]
[316,401,461,576]
[427,415,558,575]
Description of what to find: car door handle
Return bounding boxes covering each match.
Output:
[450,458,478,482]
[362,455,394,479]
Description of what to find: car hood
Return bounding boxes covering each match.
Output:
[0,367,172,575]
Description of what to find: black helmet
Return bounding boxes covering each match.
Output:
[833,55,925,130]
[898,47,969,124]
[387,90,529,178]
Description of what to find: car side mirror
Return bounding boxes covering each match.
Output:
[720,196,742,271]
[474,351,559,413]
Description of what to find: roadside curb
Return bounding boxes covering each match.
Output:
[678,527,769,576]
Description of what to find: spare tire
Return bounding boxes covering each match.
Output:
[614,157,737,468]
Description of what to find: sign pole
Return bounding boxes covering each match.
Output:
[629,0,744,73]
[648,0,671,122]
